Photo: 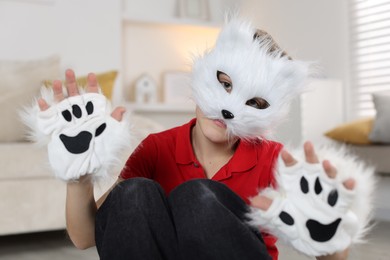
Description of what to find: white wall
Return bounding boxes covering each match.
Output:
[0,0,123,101]
[241,0,349,80]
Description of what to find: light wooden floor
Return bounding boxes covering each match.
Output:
[279,221,390,260]
[0,221,389,260]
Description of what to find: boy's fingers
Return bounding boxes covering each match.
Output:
[343,178,356,190]
[281,149,297,167]
[111,107,126,122]
[323,159,355,190]
[322,160,337,179]
[86,73,99,93]
[38,98,49,111]
[65,69,79,97]
[53,80,64,102]
[250,195,273,211]
[304,141,319,164]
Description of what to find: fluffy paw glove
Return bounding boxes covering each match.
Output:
[22,88,131,181]
[247,147,375,256]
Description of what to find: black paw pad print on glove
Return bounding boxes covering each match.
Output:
[29,90,130,181]
[59,101,106,154]
[279,175,342,242]
[247,161,358,256]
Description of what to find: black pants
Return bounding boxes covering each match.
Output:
[95,178,271,260]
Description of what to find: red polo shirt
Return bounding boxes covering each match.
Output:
[120,118,283,259]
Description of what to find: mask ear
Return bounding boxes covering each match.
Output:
[253,29,291,60]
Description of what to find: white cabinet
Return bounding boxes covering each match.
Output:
[300,79,344,143]
[269,79,344,146]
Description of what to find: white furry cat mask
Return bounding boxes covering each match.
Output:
[191,19,313,141]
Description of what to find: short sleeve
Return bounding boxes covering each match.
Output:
[120,134,157,180]
[263,141,283,188]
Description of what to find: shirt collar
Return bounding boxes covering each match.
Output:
[227,140,258,173]
[176,118,197,165]
[176,118,258,173]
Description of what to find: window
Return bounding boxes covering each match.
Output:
[349,0,390,118]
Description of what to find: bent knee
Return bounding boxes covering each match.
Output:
[169,179,248,217]
[110,178,165,207]
[170,179,231,200]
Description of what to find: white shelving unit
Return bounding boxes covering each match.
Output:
[122,14,221,28]
[126,102,196,129]
[126,102,195,113]
[122,0,233,27]
[121,0,239,128]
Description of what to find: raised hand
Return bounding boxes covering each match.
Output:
[251,142,355,210]
[247,141,375,257]
[38,70,125,121]
[22,69,131,181]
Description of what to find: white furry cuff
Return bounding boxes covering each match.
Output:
[247,147,375,256]
[23,91,131,181]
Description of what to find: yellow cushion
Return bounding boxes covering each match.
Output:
[77,70,117,100]
[45,70,117,100]
[324,118,374,145]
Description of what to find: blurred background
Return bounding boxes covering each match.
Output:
[0,0,351,143]
[0,0,389,259]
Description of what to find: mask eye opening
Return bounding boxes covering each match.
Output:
[246,97,270,110]
[216,70,233,93]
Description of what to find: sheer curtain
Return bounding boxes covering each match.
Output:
[349,0,390,118]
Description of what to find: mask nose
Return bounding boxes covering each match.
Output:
[221,109,234,119]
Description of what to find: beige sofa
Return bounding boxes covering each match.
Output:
[0,56,164,235]
[348,144,390,175]
[0,114,163,236]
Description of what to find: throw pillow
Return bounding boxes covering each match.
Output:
[44,70,118,100]
[324,118,374,145]
[0,88,39,142]
[369,91,390,143]
[77,70,117,100]
[0,55,60,95]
